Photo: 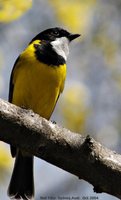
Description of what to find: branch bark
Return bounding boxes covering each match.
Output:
[0,98,121,199]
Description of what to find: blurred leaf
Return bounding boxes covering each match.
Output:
[94,33,117,67]
[50,0,96,32]
[59,81,90,133]
[0,0,32,22]
[111,71,121,91]
[0,143,12,180]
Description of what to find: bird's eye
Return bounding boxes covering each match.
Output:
[52,30,59,36]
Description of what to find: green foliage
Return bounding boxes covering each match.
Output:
[0,0,32,22]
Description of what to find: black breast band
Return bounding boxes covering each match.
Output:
[34,43,66,66]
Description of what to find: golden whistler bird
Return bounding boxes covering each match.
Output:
[8,27,80,200]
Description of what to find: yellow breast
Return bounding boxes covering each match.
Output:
[12,40,66,119]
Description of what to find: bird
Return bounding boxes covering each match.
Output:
[7,27,80,200]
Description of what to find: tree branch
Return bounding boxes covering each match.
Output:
[0,98,121,199]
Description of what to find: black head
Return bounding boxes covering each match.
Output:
[30,27,80,43]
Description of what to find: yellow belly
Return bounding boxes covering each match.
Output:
[12,42,66,119]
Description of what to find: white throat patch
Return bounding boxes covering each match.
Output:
[51,37,69,61]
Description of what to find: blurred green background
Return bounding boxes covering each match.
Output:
[0,0,121,199]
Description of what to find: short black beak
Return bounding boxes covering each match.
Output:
[68,33,81,41]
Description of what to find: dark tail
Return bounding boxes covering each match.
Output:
[8,150,34,200]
